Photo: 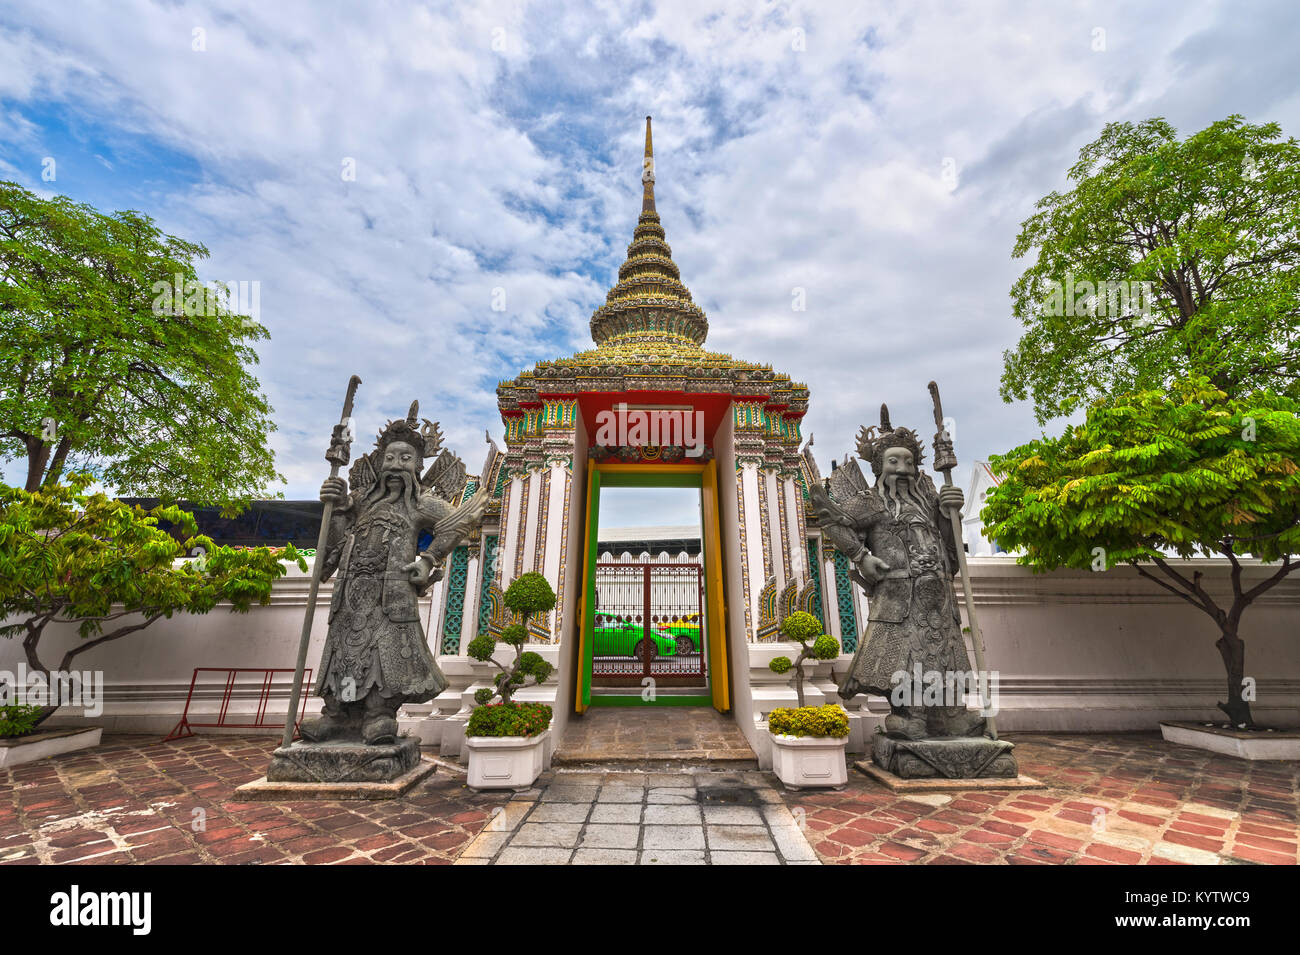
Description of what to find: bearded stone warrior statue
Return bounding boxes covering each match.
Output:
[810,405,987,742]
[298,401,487,747]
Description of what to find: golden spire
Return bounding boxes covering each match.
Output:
[589,117,709,347]
[642,115,656,214]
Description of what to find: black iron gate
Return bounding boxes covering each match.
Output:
[592,562,706,687]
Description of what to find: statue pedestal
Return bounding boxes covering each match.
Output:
[872,730,1018,780]
[235,738,435,800]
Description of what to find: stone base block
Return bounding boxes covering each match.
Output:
[264,736,423,784]
[871,730,1019,780]
[236,755,436,800]
[856,760,1045,792]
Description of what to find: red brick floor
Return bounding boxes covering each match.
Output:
[0,734,508,865]
[781,733,1299,865]
[4,731,1297,865]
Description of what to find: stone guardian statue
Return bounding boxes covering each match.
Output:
[267,401,486,786]
[810,404,1017,779]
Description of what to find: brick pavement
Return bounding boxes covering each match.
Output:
[783,732,1300,865]
[3,731,1297,866]
[0,734,508,865]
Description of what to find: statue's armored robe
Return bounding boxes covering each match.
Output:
[839,490,973,704]
[317,494,450,706]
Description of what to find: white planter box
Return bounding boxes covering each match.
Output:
[0,727,102,769]
[769,731,848,789]
[465,729,551,790]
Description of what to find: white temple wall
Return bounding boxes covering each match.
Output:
[6,556,1298,739]
[711,410,758,747]
[763,469,784,589]
[784,476,806,583]
[551,407,588,739]
[519,468,542,577]
[739,467,763,641]
[498,474,523,592]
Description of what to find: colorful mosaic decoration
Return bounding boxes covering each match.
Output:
[804,536,825,624]
[476,535,499,635]
[832,550,859,654]
[440,544,471,654]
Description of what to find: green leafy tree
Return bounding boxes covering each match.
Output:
[1003,115,1300,424]
[0,181,281,510]
[981,379,1299,727]
[467,571,557,705]
[768,610,840,708]
[0,475,306,728]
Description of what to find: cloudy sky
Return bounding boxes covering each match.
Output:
[3,0,1299,525]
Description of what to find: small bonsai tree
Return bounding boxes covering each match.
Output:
[467,571,557,705]
[768,610,840,708]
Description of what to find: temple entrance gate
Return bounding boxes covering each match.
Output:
[576,461,731,712]
[592,561,707,687]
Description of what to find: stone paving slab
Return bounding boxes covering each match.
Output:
[454,767,821,865]
[556,708,757,766]
[785,733,1300,865]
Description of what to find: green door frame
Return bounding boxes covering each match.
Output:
[578,464,723,709]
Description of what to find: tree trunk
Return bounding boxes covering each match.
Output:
[43,435,74,488]
[29,705,60,730]
[1215,627,1253,727]
[20,620,61,728]
[792,648,808,708]
[24,436,50,492]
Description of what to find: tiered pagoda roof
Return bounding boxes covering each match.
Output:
[496,117,810,467]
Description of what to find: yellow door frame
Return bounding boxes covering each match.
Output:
[575,460,730,713]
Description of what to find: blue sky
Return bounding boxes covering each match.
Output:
[3,0,1300,528]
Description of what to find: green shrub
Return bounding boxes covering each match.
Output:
[0,703,43,738]
[810,634,839,660]
[466,701,553,738]
[504,572,556,618]
[780,610,822,643]
[768,656,793,675]
[466,634,497,662]
[768,704,849,739]
[499,623,528,647]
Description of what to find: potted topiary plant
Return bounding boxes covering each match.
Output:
[766,611,849,789]
[463,571,557,790]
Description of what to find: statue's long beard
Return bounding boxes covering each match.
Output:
[879,473,929,517]
[366,468,420,508]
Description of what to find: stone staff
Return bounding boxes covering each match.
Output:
[927,380,997,739]
[280,375,362,748]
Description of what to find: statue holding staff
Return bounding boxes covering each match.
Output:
[811,405,985,740]
[298,400,487,746]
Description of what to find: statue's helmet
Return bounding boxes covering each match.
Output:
[856,403,925,477]
[374,400,444,463]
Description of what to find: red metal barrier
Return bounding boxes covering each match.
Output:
[164,667,313,742]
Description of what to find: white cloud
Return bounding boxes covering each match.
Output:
[2,0,1297,502]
